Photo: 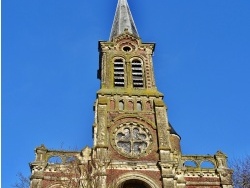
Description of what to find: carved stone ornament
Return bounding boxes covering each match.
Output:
[111,122,152,158]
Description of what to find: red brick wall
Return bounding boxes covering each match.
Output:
[110,100,115,110]
[127,101,134,110]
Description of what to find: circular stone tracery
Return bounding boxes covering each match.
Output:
[112,122,152,158]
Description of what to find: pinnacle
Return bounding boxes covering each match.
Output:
[109,0,139,41]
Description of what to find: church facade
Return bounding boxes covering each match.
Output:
[29,1,233,187]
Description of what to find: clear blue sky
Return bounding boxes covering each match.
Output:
[2,0,250,187]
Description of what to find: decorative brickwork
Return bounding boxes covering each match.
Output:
[29,0,233,187]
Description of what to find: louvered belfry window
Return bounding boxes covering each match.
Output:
[132,60,144,88]
[114,59,125,87]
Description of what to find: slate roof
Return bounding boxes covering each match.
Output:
[169,123,181,139]
[110,0,139,41]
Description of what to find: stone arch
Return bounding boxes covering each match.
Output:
[130,56,145,64]
[113,56,126,62]
[47,184,65,188]
[183,160,198,168]
[200,160,215,169]
[111,114,156,129]
[47,156,62,164]
[117,35,139,52]
[114,172,160,188]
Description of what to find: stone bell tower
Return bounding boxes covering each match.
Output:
[29,1,233,188]
[94,0,182,187]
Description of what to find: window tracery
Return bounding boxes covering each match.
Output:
[112,122,152,158]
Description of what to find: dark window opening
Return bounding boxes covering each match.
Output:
[121,179,151,188]
[114,59,125,87]
[123,46,131,52]
[119,101,124,110]
[132,60,144,88]
[137,102,142,111]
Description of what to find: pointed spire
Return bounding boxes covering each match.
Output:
[110,0,139,41]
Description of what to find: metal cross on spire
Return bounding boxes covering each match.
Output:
[109,0,139,41]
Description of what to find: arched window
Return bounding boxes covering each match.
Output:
[114,59,125,87]
[131,59,144,88]
[119,101,124,110]
[137,101,142,111]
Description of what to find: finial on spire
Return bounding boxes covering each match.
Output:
[109,0,139,41]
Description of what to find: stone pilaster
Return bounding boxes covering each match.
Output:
[29,145,48,188]
[154,99,171,152]
[96,97,108,148]
[215,151,233,187]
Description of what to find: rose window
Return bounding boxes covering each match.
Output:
[112,122,152,158]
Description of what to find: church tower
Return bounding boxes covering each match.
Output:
[29,1,233,188]
[94,0,181,187]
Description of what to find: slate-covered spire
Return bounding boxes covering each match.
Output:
[110,0,139,41]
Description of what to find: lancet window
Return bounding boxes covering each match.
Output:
[114,58,125,87]
[131,59,144,88]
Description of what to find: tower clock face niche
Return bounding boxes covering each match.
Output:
[111,122,152,158]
